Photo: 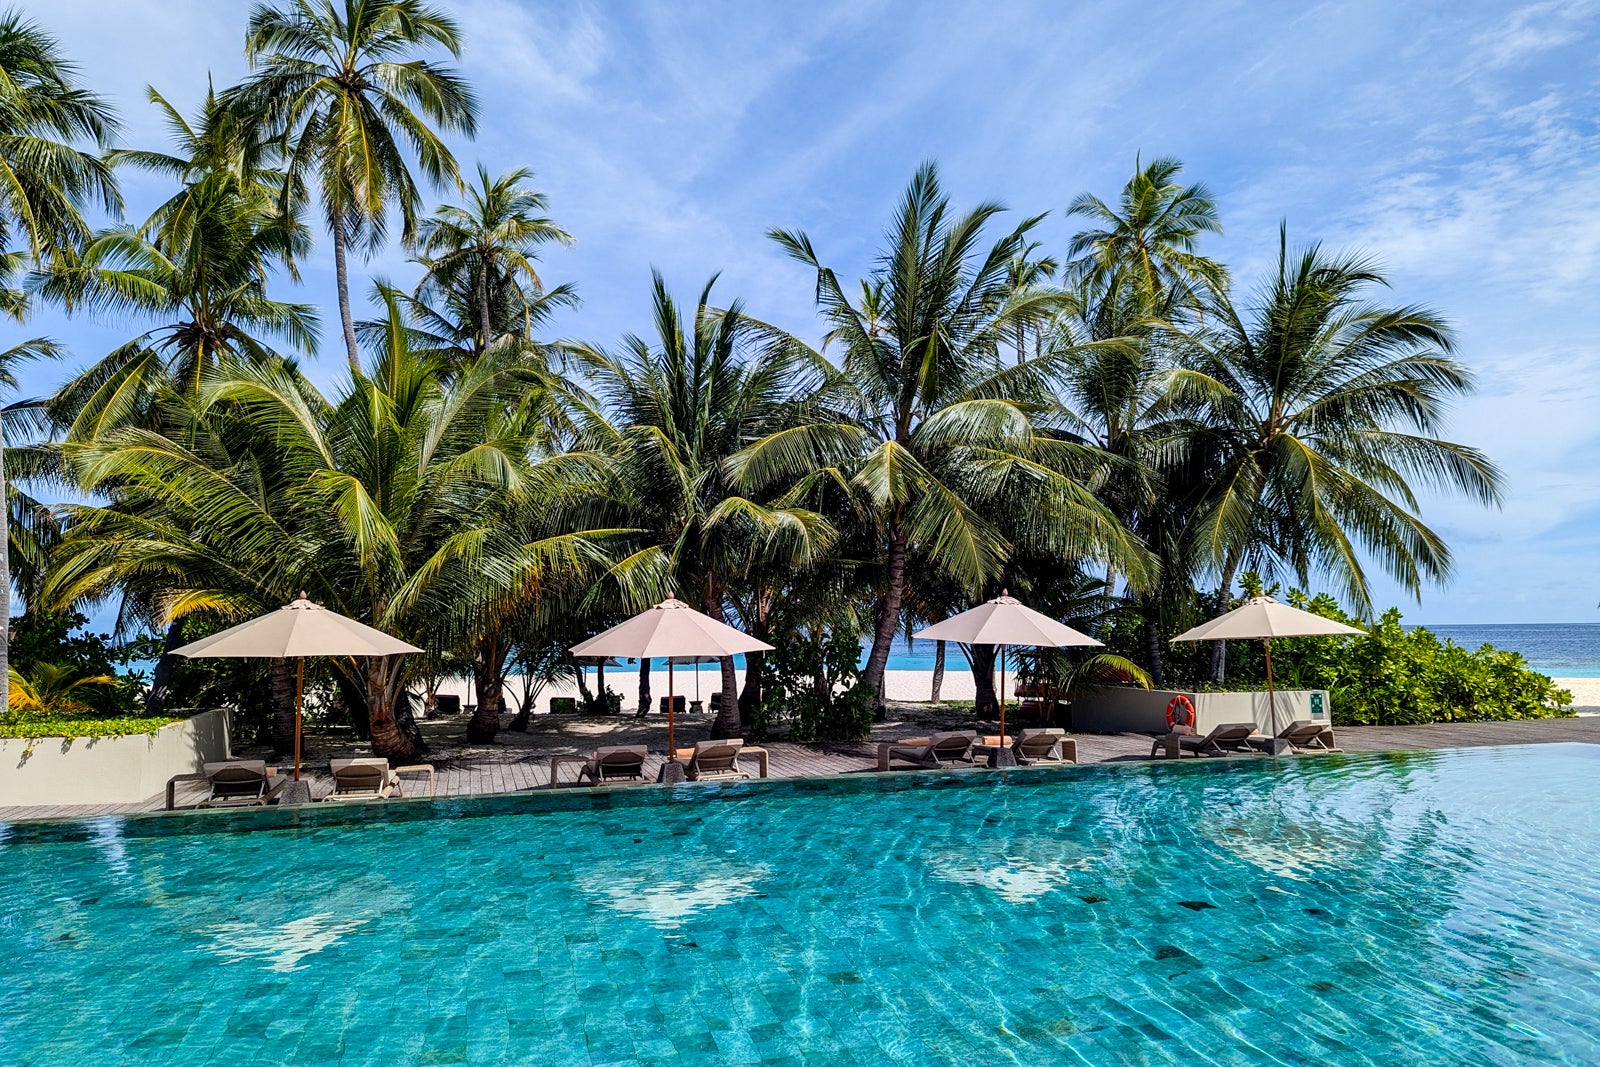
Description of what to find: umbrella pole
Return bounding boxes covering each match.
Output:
[293,656,304,781]
[990,644,1017,769]
[658,660,687,784]
[668,658,674,755]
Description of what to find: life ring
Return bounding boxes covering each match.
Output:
[1166,694,1197,733]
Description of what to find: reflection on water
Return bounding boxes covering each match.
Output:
[580,862,769,930]
[928,838,1103,904]
[1206,820,1366,881]
[203,914,368,972]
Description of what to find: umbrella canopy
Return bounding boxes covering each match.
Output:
[1171,597,1365,642]
[913,593,1102,648]
[171,593,422,781]
[914,593,1101,768]
[571,598,773,659]
[570,599,773,779]
[1172,596,1364,734]
[171,594,423,659]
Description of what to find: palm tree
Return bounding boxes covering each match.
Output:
[413,164,574,360]
[1003,239,1058,364]
[749,162,1143,714]
[1177,226,1503,678]
[0,11,119,694]
[44,87,318,441]
[236,0,478,373]
[1067,155,1223,309]
[573,272,832,738]
[51,292,614,758]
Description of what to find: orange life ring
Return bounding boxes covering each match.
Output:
[1166,694,1197,733]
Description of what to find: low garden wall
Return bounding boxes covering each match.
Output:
[0,709,232,808]
[1072,687,1331,735]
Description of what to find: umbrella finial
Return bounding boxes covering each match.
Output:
[298,590,308,600]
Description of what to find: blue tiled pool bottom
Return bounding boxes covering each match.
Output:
[4,746,1600,1065]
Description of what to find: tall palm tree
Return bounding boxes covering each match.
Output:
[413,164,573,361]
[51,292,614,758]
[748,162,1143,713]
[1068,156,1223,309]
[236,0,478,373]
[1178,226,1503,677]
[0,11,118,690]
[573,272,832,738]
[1003,239,1058,364]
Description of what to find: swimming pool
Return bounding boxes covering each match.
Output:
[3,745,1598,1065]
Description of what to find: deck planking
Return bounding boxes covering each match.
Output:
[4,715,1598,823]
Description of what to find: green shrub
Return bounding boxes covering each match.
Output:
[1267,596,1571,725]
[752,618,873,742]
[0,711,184,741]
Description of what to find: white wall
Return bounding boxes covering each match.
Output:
[1072,687,1331,735]
[0,709,231,808]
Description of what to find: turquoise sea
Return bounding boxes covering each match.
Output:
[4,744,1599,1064]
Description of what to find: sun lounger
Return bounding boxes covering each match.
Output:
[548,745,650,787]
[1151,722,1262,758]
[1276,719,1341,752]
[198,760,285,807]
[680,739,750,781]
[323,757,404,800]
[877,731,979,771]
[972,727,1079,765]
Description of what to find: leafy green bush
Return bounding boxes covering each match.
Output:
[752,619,874,742]
[9,610,158,716]
[1263,595,1571,725]
[0,711,183,741]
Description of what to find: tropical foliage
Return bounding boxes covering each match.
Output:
[0,2,1561,760]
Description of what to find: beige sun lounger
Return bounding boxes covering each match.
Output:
[548,745,650,787]
[878,731,979,771]
[973,727,1078,765]
[681,739,750,781]
[199,760,286,807]
[1151,722,1262,758]
[324,757,404,800]
[1277,719,1341,752]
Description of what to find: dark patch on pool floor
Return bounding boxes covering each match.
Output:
[1176,900,1216,911]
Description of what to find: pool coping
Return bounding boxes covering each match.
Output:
[4,741,1588,845]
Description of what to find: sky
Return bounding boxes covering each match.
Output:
[15,0,1600,624]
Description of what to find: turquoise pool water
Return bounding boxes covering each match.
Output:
[4,746,1599,1065]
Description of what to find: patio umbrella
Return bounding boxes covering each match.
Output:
[1170,596,1364,733]
[670,655,722,704]
[571,598,773,782]
[171,593,423,781]
[914,592,1101,767]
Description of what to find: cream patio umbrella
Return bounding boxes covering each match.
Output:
[171,593,423,781]
[1171,596,1364,734]
[914,592,1101,767]
[570,598,773,782]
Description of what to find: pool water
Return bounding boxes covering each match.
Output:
[4,745,1599,1065]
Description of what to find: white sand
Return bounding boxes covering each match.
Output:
[432,669,1594,715]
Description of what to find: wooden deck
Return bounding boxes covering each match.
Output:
[5,714,1599,823]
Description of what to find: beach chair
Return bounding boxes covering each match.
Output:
[1277,719,1341,753]
[682,739,750,782]
[877,731,979,771]
[199,760,285,807]
[548,745,650,787]
[1151,722,1261,758]
[1014,727,1077,765]
[324,757,404,800]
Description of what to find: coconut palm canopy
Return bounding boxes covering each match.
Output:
[9,5,1506,765]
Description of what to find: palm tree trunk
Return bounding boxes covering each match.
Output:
[636,658,651,718]
[1143,614,1164,687]
[365,655,425,762]
[862,528,908,718]
[331,214,361,374]
[0,427,9,701]
[931,640,945,703]
[738,650,763,720]
[970,643,998,718]
[1209,554,1242,683]
[477,262,493,357]
[711,654,740,739]
[467,632,504,743]
[269,658,296,756]
[145,617,186,716]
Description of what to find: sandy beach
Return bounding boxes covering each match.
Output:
[432,669,1597,715]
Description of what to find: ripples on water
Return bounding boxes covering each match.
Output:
[3,745,1599,1064]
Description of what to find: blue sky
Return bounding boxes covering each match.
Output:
[18,0,1600,624]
